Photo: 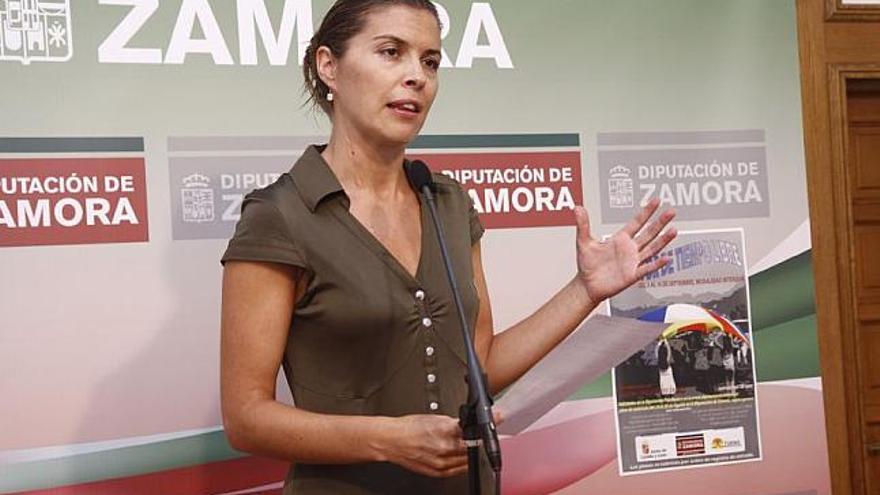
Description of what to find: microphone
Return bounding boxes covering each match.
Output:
[404,159,436,193]
[404,159,503,487]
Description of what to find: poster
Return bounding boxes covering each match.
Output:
[610,229,762,474]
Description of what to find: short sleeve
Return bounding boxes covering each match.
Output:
[464,188,485,245]
[220,194,307,268]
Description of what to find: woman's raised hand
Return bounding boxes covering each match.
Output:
[573,198,676,304]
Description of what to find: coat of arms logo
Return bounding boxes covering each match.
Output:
[0,0,72,64]
[608,164,634,209]
[180,174,216,224]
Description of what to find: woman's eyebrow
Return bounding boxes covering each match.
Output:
[372,34,441,58]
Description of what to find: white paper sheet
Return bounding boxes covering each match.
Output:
[495,315,666,435]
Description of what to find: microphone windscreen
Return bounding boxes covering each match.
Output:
[404,159,435,192]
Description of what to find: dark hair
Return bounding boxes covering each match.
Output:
[302,0,441,115]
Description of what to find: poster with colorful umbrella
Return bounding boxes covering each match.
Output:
[638,303,749,345]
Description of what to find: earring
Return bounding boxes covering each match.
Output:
[326,91,334,102]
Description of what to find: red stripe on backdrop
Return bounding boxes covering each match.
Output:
[10,456,288,495]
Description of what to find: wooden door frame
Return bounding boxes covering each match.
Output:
[826,0,880,22]
[827,64,880,495]
[799,0,880,491]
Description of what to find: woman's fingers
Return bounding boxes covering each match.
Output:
[428,417,465,453]
[403,458,466,478]
[393,413,503,478]
[493,408,504,426]
[413,434,468,477]
[441,464,469,478]
[412,460,469,478]
[434,437,466,457]
[634,208,676,251]
[574,205,593,246]
[639,227,677,263]
[578,200,674,253]
[430,453,469,469]
[620,198,660,238]
[635,252,672,280]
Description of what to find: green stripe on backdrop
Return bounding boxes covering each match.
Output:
[568,371,614,401]
[0,137,145,153]
[0,432,241,493]
[409,134,580,149]
[753,313,820,381]
[749,251,817,330]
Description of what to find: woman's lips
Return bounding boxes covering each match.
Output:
[387,100,422,118]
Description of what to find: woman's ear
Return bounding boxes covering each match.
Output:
[315,46,337,93]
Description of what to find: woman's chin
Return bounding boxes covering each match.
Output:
[375,128,422,148]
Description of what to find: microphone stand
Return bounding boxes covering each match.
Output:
[406,161,502,495]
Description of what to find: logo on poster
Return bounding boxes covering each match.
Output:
[0,0,72,64]
[706,428,746,454]
[608,165,634,208]
[675,434,706,456]
[181,173,215,223]
[634,435,672,461]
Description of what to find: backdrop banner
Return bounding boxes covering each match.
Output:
[0,1,828,494]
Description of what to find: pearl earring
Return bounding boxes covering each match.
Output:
[326,91,334,102]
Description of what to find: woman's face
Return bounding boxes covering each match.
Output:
[320,5,442,147]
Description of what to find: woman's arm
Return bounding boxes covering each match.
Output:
[474,200,676,394]
[472,244,596,394]
[221,260,469,477]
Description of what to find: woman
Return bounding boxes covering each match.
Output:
[219,1,676,493]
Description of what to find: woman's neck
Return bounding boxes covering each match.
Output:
[321,126,409,199]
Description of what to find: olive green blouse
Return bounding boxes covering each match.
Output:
[221,145,492,494]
